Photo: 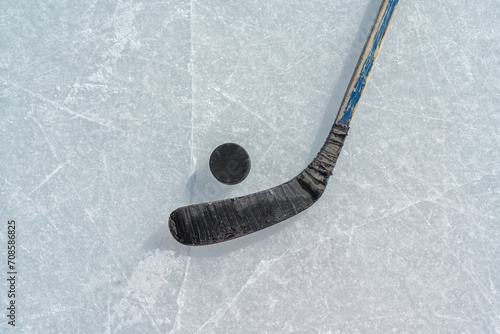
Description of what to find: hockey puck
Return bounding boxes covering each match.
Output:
[209,143,251,185]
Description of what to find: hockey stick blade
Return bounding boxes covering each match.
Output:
[169,0,400,245]
[170,125,348,245]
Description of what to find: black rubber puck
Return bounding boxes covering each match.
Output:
[209,143,251,185]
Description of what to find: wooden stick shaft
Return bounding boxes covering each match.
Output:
[335,0,400,127]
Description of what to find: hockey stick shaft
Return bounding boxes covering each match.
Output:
[169,0,400,245]
[336,0,399,127]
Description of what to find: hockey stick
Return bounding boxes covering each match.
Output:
[169,0,400,245]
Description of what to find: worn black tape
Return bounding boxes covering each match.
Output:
[169,124,349,245]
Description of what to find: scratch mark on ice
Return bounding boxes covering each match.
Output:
[169,255,191,333]
[210,84,279,132]
[10,82,110,127]
[29,162,68,195]
[32,110,60,161]
[196,252,287,333]
[189,0,196,172]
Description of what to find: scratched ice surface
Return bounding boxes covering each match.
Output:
[1,0,499,332]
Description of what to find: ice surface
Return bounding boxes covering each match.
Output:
[1,0,499,332]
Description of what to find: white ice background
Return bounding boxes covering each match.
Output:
[1,0,499,332]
